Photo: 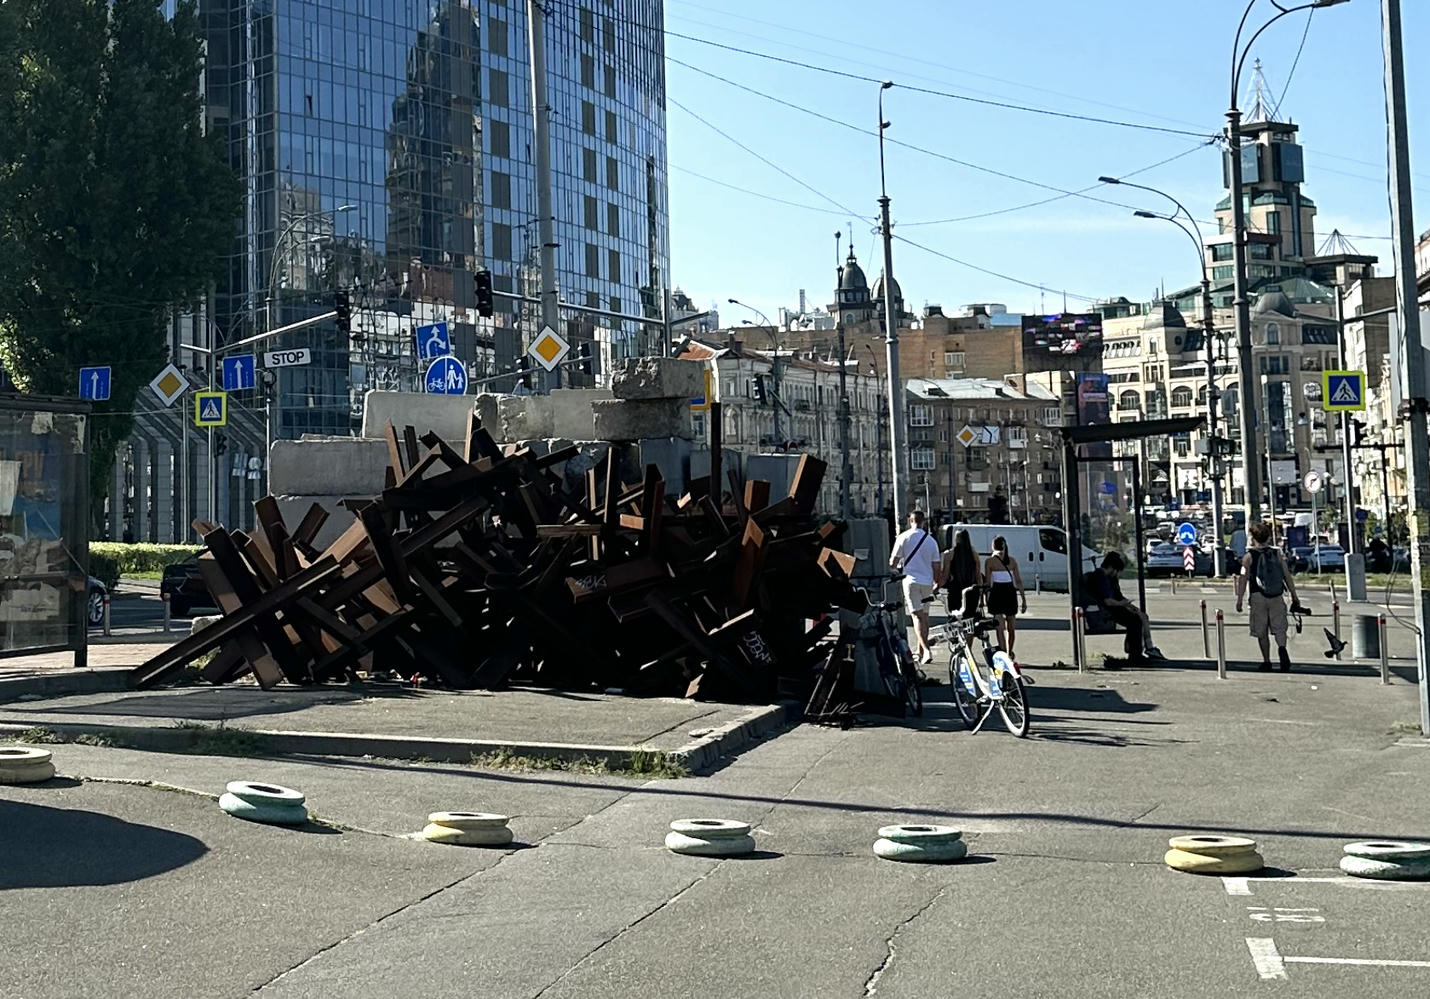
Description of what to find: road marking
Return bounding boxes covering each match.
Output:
[1246,937,1288,980]
[1223,877,1253,895]
[1247,906,1324,923]
[1245,876,1429,891]
[1285,956,1430,969]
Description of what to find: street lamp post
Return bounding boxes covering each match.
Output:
[878,81,907,525]
[1227,0,1352,530]
[728,299,782,450]
[1108,175,1228,576]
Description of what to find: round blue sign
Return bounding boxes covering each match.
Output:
[1176,521,1198,546]
[424,356,467,395]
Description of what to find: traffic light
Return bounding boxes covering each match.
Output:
[754,375,768,404]
[334,290,352,334]
[517,355,532,391]
[215,432,228,457]
[578,341,593,376]
[1351,419,1366,447]
[474,270,494,317]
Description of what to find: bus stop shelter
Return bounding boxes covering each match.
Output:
[1059,416,1205,670]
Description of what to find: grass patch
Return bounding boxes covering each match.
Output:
[8,726,63,744]
[171,720,264,756]
[469,747,689,779]
[1389,721,1423,735]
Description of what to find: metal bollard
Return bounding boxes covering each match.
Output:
[1075,607,1086,674]
[1201,600,1210,660]
[1215,609,1227,679]
[1379,614,1389,685]
[1035,574,1041,596]
[102,593,111,637]
[162,592,171,633]
[1171,577,1177,595]
[1329,579,1338,607]
[1332,602,1341,660]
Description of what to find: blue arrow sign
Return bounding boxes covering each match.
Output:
[424,356,467,395]
[1176,521,1199,547]
[416,321,451,361]
[78,366,111,401]
[222,354,257,391]
[1098,481,1117,495]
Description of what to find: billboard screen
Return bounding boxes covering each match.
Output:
[1021,313,1105,373]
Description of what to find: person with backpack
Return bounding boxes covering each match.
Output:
[1235,521,1304,671]
[889,509,941,664]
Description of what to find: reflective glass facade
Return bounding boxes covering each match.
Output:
[200,0,669,436]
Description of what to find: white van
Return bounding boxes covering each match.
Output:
[939,524,1100,592]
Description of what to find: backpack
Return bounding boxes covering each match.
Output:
[1252,549,1286,599]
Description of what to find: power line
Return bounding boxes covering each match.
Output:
[1271,9,1315,121]
[667,95,868,220]
[671,165,850,217]
[663,31,1218,139]
[892,233,1099,304]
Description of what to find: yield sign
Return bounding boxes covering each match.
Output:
[528,325,570,372]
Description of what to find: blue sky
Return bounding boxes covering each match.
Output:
[664,0,1430,320]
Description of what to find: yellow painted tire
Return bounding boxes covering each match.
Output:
[1164,847,1265,874]
[426,812,510,830]
[420,823,514,847]
[1167,835,1258,857]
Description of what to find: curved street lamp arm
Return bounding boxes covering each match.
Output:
[1233,2,1323,102]
[1111,178,1205,249]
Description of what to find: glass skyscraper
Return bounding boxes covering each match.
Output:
[200,0,670,437]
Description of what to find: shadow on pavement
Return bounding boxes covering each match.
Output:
[17,684,431,722]
[0,799,207,889]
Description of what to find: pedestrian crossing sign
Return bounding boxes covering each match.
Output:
[1321,370,1366,412]
[194,391,228,427]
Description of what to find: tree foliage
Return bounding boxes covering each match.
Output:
[0,0,240,529]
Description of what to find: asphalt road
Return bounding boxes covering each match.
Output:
[3,663,1426,998]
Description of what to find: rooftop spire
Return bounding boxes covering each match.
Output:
[1244,58,1280,124]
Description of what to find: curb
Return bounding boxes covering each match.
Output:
[668,700,800,773]
[0,669,135,705]
[0,700,801,774]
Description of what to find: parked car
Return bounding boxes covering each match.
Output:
[1309,544,1347,572]
[86,577,106,627]
[160,556,216,616]
[1143,542,1188,577]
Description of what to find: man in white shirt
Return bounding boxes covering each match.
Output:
[889,509,941,664]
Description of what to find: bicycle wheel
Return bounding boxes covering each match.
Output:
[997,673,1031,738]
[901,659,923,717]
[949,649,980,729]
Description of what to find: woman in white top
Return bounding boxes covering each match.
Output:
[983,535,1028,660]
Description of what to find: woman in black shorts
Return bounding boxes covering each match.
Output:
[982,535,1028,659]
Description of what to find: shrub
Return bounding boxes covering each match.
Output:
[89,542,202,590]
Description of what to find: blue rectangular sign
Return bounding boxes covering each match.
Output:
[222,354,257,391]
[78,366,111,401]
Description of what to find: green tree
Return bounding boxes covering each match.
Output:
[0,0,240,530]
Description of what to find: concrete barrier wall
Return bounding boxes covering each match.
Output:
[360,391,476,442]
[270,436,390,497]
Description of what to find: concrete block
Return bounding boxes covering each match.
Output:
[637,437,693,495]
[269,437,390,497]
[548,388,607,439]
[360,390,475,444]
[474,394,502,436]
[590,399,691,442]
[610,358,705,401]
[497,395,553,441]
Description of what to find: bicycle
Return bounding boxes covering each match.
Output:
[936,585,1032,737]
[854,575,924,718]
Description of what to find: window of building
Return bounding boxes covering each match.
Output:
[1171,386,1194,409]
[579,6,594,41]
[605,110,618,143]
[1040,405,1062,426]
[488,69,509,107]
[580,54,595,88]
[490,120,510,158]
[604,65,617,97]
[911,447,935,471]
[1213,265,1234,281]
[583,147,598,182]
[908,404,933,427]
[606,155,619,191]
[1175,438,1191,457]
[944,350,965,371]
[581,101,596,135]
[488,17,508,57]
[584,195,599,229]
[585,242,600,278]
[606,202,619,236]
[1302,324,1334,345]
[491,223,513,262]
[1211,243,1233,262]
[491,172,512,210]
[1265,321,1279,345]
[1118,390,1140,412]
[607,248,620,283]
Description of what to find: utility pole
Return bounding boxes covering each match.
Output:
[1202,279,1227,576]
[835,231,852,519]
[1382,0,1429,735]
[1336,292,1358,556]
[878,82,906,525]
[527,0,560,391]
[1226,100,1261,527]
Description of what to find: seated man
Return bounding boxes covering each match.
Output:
[1083,552,1164,664]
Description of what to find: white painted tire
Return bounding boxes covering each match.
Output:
[668,818,751,839]
[874,838,968,863]
[0,760,56,784]
[1164,847,1265,874]
[877,824,963,845]
[218,793,309,826]
[1342,840,1430,861]
[0,747,52,766]
[421,823,515,847]
[426,812,511,830]
[1339,854,1430,880]
[1167,835,1258,857]
[665,830,756,856]
[224,781,306,806]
